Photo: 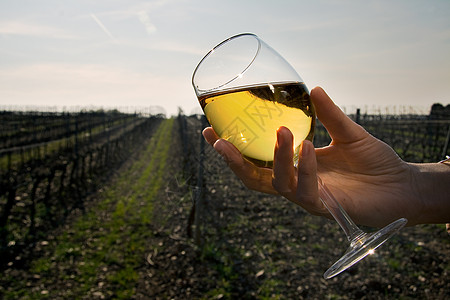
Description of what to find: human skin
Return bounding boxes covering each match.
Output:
[202,87,450,228]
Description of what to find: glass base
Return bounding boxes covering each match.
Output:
[323,217,408,279]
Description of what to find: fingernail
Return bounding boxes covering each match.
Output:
[214,139,228,159]
[277,128,283,147]
[301,140,310,156]
[277,127,286,146]
[214,139,224,153]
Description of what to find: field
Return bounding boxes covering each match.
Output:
[0,110,449,299]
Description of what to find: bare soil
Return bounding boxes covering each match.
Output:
[140,118,450,299]
[1,118,449,299]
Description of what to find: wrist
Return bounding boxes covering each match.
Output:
[409,162,450,225]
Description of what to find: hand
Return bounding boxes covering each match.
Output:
[203,87,429,228]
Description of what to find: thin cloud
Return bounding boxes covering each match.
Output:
[93,0,173,21]
[90,13,117,43]
[137,11,157,35]
[0,62,172,103]
[145,40,205,56]
[0,20,78,39]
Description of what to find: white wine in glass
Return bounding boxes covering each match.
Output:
[192,33,407,279]
[198,81,314,168]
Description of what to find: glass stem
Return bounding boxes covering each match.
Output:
[317,176,365,243]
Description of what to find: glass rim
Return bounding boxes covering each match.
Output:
[192,33,261,95]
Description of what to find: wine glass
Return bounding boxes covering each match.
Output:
[192,33,407,279]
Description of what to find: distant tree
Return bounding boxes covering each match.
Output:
[430,103,450,120]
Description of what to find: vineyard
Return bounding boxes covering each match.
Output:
[0,109,449,298]
[0,110,164,267]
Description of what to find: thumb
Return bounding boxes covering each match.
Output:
[310,87,367,144]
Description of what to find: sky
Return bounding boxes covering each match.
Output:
[0,0,449,116]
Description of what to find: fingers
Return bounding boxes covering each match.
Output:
[310,87,368,143]
[272,127,297,198]
[272,127,325,215]
[202,127,219,146]
[295,140,325,215]
[215,139,276,194]
[203,127,277,194]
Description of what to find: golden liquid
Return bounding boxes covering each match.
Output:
[199,82,315,167]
